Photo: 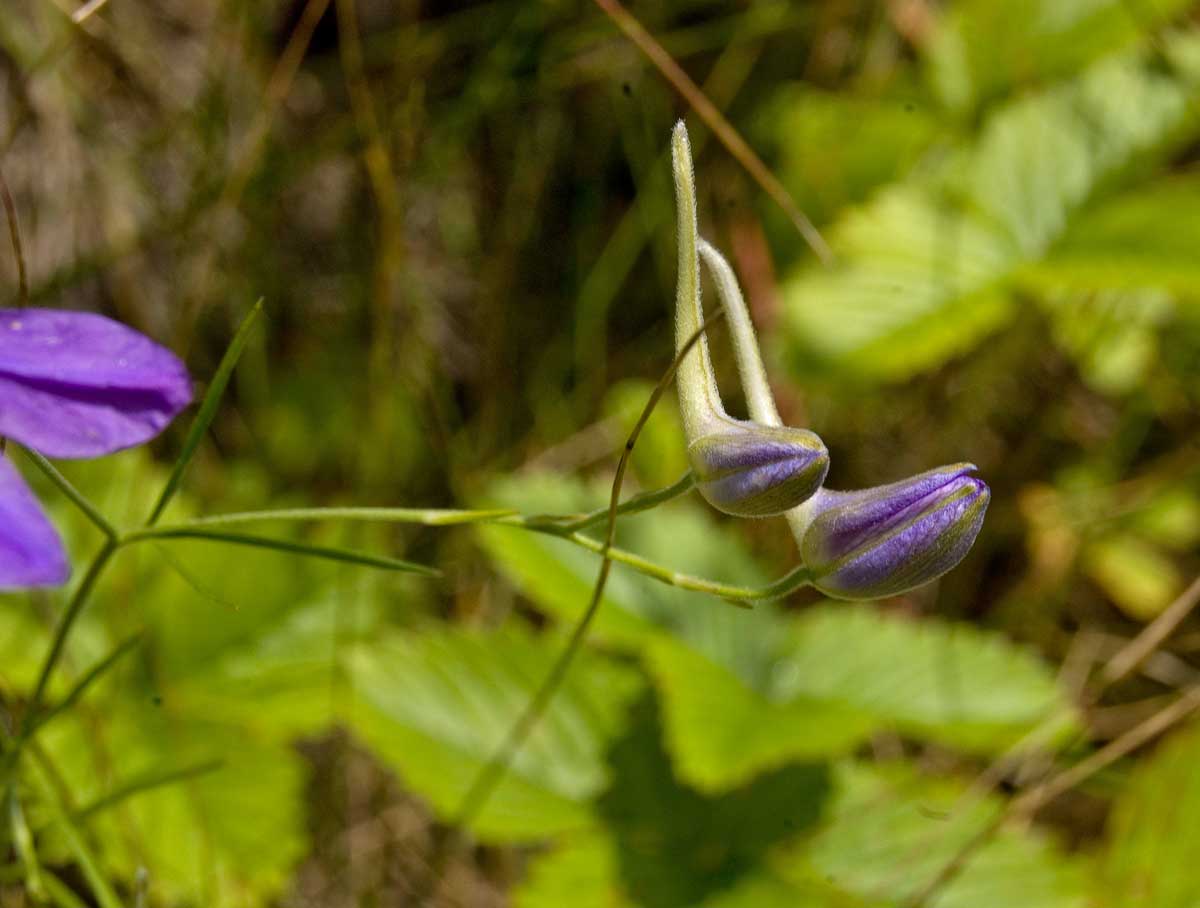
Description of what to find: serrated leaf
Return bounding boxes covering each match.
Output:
[346,625,643,842]
[925,0,1194,112]
[596,697,830,908]
[648,606,1074,791]
[515,831,626,908]
[792,761,1090,908]
[1101,720,1200,908]
[782,32,1200,381]
[1024,176,1200,293]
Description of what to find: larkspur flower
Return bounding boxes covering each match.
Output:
[671,122,828,518]
[790,464,990,599]
[669,120,989,598]
[0,308,192,589]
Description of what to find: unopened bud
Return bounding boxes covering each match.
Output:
[794,464,989,599]
[690,423,829,518]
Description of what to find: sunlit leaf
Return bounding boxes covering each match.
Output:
[346,625,643,842]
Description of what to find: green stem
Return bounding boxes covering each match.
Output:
[21,448,118,541]
[21,539,118,736]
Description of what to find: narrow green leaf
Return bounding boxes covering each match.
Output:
[172,505,518,528]
[75,759,223,821]
[146,298,264,527]
[126,528,439,576]
[25,750,124,908]
[30,633,142,734]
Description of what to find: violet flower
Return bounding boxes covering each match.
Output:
[0,308,192,590]
[790,464,990,599]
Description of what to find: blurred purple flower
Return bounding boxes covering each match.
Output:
[0,308,192,590]
[794,463,990,600]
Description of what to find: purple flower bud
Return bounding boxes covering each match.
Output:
[690,422,829,518]
[0,308,192,459]
[795,463,989,599]
[0,453,68,590]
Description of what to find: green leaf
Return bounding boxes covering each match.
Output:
[925,0,1194,112]
[345,625,643,842]
[791,761,1090,908]
[596,697,830,908]
[648,605,1074,791]
[1024,176,1200,293]
[781,32,1200,381]
[1082,533,1183,620]
[34,710,307,907]
[1101,720,1200,907]
[764,87,946,226]
[516,831,626,908]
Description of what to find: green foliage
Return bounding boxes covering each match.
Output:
[5,1,1200,905]
[346,625,643,842]
[1101,721,1200,907]
[650,605,1074,791]
[778,29,1200,381]
[795,762,1090,908]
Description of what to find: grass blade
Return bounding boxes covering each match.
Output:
[146,298,265,527]
[75,759,223,822]
[29,634,142,735]
[126,528,439,576]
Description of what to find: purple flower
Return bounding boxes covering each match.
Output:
[0,308,192,590]
[794,463,990,599]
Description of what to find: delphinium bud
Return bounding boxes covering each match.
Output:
[671,122,828,518]
[790,464,990,599]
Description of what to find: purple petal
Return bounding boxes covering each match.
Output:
[0,453,68,589]
[0,308,192,458]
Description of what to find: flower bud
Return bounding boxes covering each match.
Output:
[689,422,829,518]
[794,464,989,599]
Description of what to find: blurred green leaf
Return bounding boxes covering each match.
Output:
[596,697,830,908]
[346,625,643,842]
[1083,533,1183,619]
[648,606,1074,791]
[1101,720,1200,908]
[765,88,946,226]
[925,0,1194,112]
[1023,176,1200,294]
[781,32,1200,381]
[516,831,626,908]
[34,711,307,907]
[792,761,1090,908]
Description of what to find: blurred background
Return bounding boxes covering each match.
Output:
[3,0,1200,905]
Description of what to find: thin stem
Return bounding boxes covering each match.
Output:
[531,525,806,602]
[694,238,814,546]
[0,161,28,307]
[526,471,697,532]
[446,311,726,839]
[20,447,119,541]
[141,506,519,531]
[697,239,780,426]
[120,528,439,577]
[20,540,118,736]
